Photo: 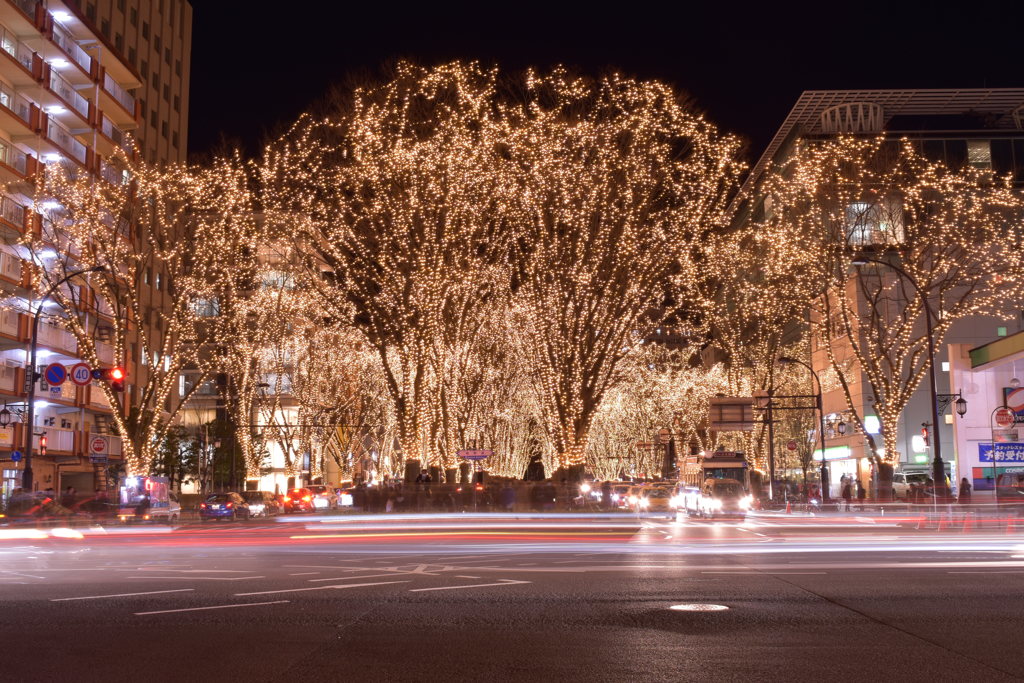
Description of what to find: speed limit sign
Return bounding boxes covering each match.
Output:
[69,362,92,386]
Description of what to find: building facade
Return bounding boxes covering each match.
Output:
[0,0,189,502]
[737,89,1024,497]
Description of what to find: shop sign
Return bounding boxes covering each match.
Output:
[979,442,1024,463]
[812,445,852,461]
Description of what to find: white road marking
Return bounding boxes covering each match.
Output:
[234,580,410,596]
[124,575,265,581]
[288,572,321,576]
[455,575,480,579]
[3,571,46,580]
[52,589,195,602]
[136,600,289,616]
[125,568,252,574]
[410,579,531,592]
[947,570,1024,574]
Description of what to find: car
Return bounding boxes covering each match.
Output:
[242,491,281,517]
[306,485,338,510]
[891,471,931,500]
[609,484,633,509]
[636,486,674,512]
[283,487,315,513]
[199,492,250,521]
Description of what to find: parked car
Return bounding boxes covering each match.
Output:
[199,493,250,521]
[891,471,931,500]
[242,491,281,517]
[283,488,315,513]
[306,485,338,510]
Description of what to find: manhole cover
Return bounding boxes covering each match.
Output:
[669,603,729,612]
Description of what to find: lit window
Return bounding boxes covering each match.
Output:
[998,326,1008,337]
[845,198,904,246]
[967,140,991,170]
[941,361,950,372]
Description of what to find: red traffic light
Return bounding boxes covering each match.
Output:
[110,367,125,381]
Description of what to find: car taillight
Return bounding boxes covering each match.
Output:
[226,502,233,508]
[200,503,206,509]
[303,496,311,502]
[283,496,291,502]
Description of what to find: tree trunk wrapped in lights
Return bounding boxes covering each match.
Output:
[503,69,743,474]
[25,151,248,475]
[758,136,1024,492]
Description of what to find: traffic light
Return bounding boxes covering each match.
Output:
[92,366,127,391]
[39,434,47,456]
[921,426,929,446]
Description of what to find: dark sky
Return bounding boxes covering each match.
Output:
[187,2,1023,165]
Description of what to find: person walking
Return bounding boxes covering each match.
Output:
[856,480,866,510]
[499,483,516,512]
[958,477,972,504]
[841,480,852,511]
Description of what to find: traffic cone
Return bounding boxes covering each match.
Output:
[785,501,792,514]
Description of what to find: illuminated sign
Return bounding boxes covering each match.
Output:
[812,445,852,461]
[979,443,1024,463]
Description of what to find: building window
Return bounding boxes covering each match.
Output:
[845,198,904,246]
[173,94,179,112]
[130,7,137,26]
[154,37,161,53]
[115,33,123,52]
[140,60,148,78]
[139,98,146,118]
[172,131,178,148]
[161,120,168,138]
[151,71,159,88]
[128,46,136,66]
[156,272,162,290]
[142,22,149,39]
[998,326,1008,337]
[101,20,110,37]
[117,0,125,11]
[150,110,157,128]
[968,139,992,170]
[175,59,181,77]
[86,3,96,21]
[164,47,171,65]
[163,84,170,101]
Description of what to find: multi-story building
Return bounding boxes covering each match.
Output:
[0,0,189,502]
[734,88,1024,497]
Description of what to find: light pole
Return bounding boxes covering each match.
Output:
[851,255,961,501]
[21,266,105,491]
[778,356,830,503]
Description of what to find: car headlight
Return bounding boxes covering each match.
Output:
[628,496,637,505]
[639,498,650,508]
[611,494,619,502]
[710,498,723,510]
[313,498,329,508]
[250,504,265,513]
[739,495,753,510]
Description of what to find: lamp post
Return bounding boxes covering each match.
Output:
[778,356,830,503]
[850,255,952,501]
[21,266,105,491]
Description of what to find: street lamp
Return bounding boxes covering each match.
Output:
[778,356,831,503]
[850,255,952,500]
[22,265,106,491]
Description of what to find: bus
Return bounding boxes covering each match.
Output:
[676,451,752,519]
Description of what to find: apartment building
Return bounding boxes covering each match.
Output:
[0,0,189,501]
[735,88,1024,497]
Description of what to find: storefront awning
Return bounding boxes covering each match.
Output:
[970,330,1024,369]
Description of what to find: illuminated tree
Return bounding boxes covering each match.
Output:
[760,136,1024,492]
[504,69,742,474]
[263,62,509,473]
[27,151,245,475]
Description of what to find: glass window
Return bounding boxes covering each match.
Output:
[142,22,149,39]
[845,198,904,246]
[130,7,137,25]
[967,139,992,170]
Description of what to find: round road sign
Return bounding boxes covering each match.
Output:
[995,407,1016,428]
[786,440,797,451]
[11,450,21,462]
[89,436,108,454]
[69,362,92,386]
[44,362,67,386]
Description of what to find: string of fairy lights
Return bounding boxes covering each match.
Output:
[11,62,1024,481]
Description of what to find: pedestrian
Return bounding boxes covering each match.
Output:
[61,486,76,509]
[415,471,425,484]
[500,483,516,512]
[841,480,852,511]
[856,480,866,509]
[958,477,972,504]
[601,480,612,510]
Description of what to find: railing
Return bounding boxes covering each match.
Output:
[0,83,33,125]
[49,69,89,119]
[46,116,86,163]
[0,195,25,228]
[10,0,37,19]
[33,428,74,452]
[89,385,109,408]
[0,139,28,174]
[99,159,124,186]
[102,72,134,115]
[99,114,132,153]
[50,21,91,74]
[96,341,114,364]
[0,250,22,280]
[37,320,76,350]
[39,377,76,401]
[0,309,18,336]
[0,362,16,392]
[0,24,35,72]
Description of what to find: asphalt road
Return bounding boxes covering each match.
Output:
[2,512,1023,682]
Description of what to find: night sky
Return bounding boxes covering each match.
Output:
[187,2,1023,164]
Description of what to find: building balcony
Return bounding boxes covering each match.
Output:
[96,112,133,157]
[0,0,42,36]
[44,114,87,165]
[0,194,26,233]
[0,248,22,283]
[99,70,136,125]
[33,427,74,452]
[0,308,18,339]
[0,23,40,85]
[36,319,77,354]
[0,82,37,136]
[45,18,93,82]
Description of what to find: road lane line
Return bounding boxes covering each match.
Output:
[124,576,265,581]
[235,580,410,596]
[410,579,531,592]
[288,572,321,576]
[136,600,289,616]
[52,589,195,602]
[455,575,480,579]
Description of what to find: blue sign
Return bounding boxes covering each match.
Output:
[10,450,21,462]
[44,363,67,386]
[979,442,1024,463]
